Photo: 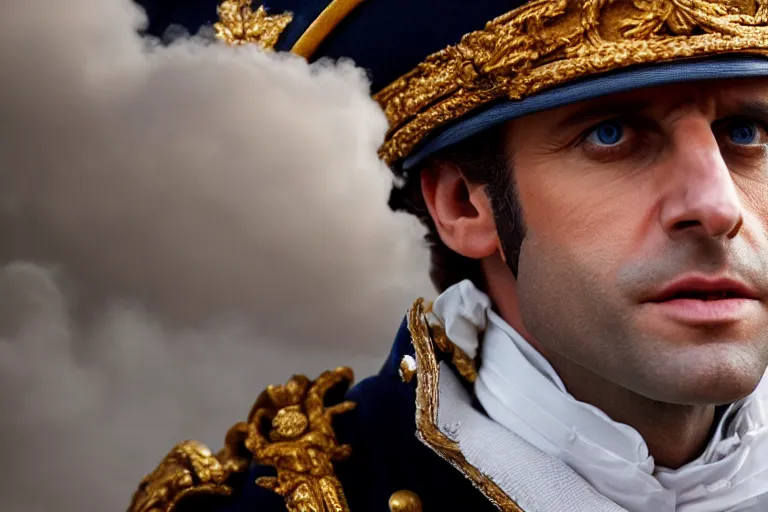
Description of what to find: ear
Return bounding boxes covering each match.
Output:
[421,161,499,259]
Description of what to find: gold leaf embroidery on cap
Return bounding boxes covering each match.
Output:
[374,0,768,166]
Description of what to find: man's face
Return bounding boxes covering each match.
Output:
[507,79,768,405]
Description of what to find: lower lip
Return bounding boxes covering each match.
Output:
[644,298,757,325]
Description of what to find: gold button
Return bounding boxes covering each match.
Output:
[389,490,422,512]
[399,355,417,383]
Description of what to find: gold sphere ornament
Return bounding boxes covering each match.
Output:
[388,490,423,512]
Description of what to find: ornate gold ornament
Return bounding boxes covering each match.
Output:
[408,299,525,511]
[214,0,293,48]
[245,368,357,511]
[127,368,357,512]
[374,0,768,165]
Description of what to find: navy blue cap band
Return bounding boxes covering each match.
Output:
[402,56,768,171]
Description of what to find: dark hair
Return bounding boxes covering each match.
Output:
[388,125,526,292]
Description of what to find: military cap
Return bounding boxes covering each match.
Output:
[144,0,768,172]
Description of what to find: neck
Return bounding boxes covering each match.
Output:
[537,351,716,468]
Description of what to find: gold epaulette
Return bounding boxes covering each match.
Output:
[127,367,357,512]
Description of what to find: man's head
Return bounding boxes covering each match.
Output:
[201,0,768,408]
[409,78,768,406]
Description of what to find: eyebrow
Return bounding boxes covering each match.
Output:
[731,99,768,121]
[554,97,768,131]
[555,100,653,130]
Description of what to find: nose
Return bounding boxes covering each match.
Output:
[659,117,744,240]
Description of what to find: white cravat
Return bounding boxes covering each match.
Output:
[429,280,768,512]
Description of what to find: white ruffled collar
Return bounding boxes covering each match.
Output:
[429,280,768,512]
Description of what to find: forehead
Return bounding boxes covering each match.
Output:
[537,77,768,121]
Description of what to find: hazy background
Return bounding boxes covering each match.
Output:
[0,0,434,510]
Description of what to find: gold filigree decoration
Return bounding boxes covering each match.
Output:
[242,367,357,511]
[408,299,525,512]
[214,0,293,49]
[127,439,249,512]
[127,368,357,512]
[374,0,768,166]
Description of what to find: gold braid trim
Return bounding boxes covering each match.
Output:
[408,299,525,511]
[127,368,357,512]
[291,0,367,59]
[374,0,768,166]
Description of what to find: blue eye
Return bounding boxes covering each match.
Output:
[728,121,760,145]
[586,122,625,146]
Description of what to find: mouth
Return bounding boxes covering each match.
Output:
[647,277,759,303]
[643,276,760,325]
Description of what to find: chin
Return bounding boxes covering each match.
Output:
[636,345,768,406]
[622,313,768,405]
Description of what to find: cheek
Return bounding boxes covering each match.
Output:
[514,163,649,267]
[515,230,628,369]
[739,179,768,227]
[732,176,768,254]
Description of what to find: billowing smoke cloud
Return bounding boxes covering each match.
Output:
[0,0,434,510]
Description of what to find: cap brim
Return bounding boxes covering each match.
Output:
[402,56,768,171]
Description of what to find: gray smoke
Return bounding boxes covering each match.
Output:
[0,0,434,510]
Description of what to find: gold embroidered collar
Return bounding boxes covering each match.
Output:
[407,298,526,511]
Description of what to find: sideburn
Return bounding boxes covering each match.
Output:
[487,162,527,277]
